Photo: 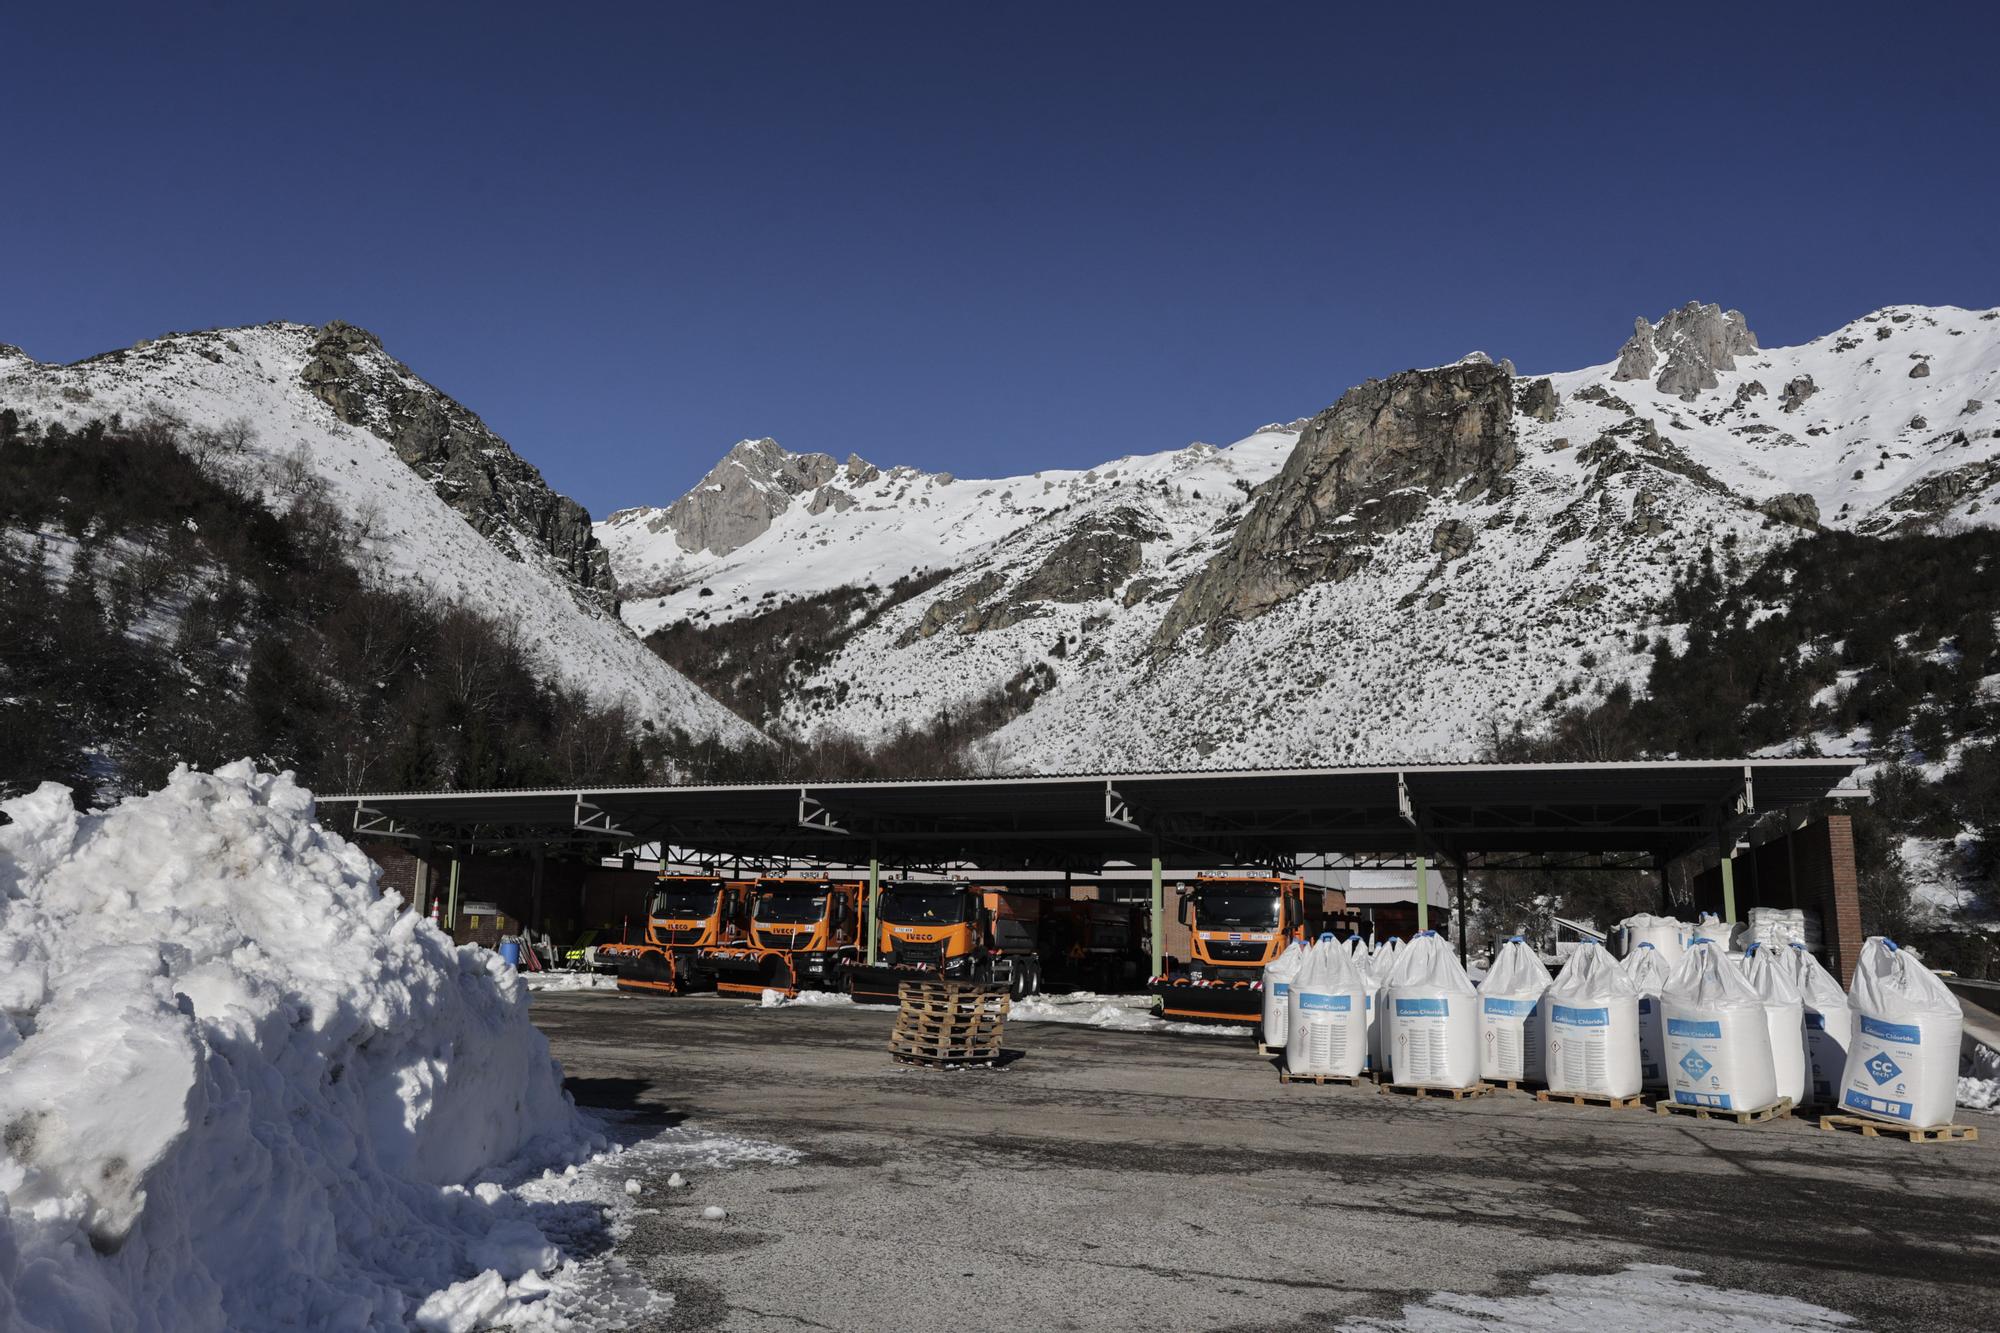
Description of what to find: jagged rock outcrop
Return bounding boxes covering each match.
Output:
[1517,377,1559,422]
[1910,360,1932,379]
[1780,375,1817,412]
[1759,493,1822,529]
[299,321,615,603]
[1612,302,1759,401]
[1153,363,1517,648]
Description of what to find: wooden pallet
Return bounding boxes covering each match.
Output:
[1278,1069,1374,1087]
[1536,1089,1647,1110]
[1816,1114,1978,1143]
[1482,1078,1537,1094]
[889,980,1009,1068]
[1383,1082,1490,1101]
[1655,1095,1793,1125]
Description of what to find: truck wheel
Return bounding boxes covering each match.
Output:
[1024,958,1043,996]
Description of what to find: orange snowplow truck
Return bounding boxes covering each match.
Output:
[848,881,1046,1004]
[701,877,866,998]
[598,874,753,995]
[1149,875,1316,1024]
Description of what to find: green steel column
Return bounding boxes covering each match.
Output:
[1415,853,1430,933]
[1719,847,1738,928]
[865,847,881,965]
[1149,845,1165,979]
[445,856,461,931]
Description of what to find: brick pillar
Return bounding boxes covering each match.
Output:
[1823,814,1863,987]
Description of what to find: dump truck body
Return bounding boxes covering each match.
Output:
[597,875,753,994]
[849,883,1046,1004]
[704,878,865,997]
[1150,876,1315,1023]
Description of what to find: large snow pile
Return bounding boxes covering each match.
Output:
[0,763,602,1331]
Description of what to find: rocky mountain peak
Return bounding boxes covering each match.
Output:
[1153,361,1518,649]
[1612,301,1759,401]
[297,320,616,606]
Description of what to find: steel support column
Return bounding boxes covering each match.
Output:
[1718,839,1738,929]
[865,842,881,966]
[445,857,462,932]
[1149,837,1165,979]
[1415,853,1430,933]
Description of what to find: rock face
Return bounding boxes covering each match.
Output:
[1154,362,1517,648]
[1517,377,1559,422]
[1612,302,1759,401]
[1780,375,1818,412]
[897,507,1165,644]
[1759,492,1822,529]
[648,438,859,556]
[300,321,615,604]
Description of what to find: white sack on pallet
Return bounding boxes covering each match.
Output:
[1840,937,1963,1128]
[1789,945,1852,1107]
[1285,935,1369,1077]
[1543,942,1643,1098]
[1618,913,1688,967]
[1742,944,1807,1107]
[1260,939,1308,1048]
[1386,931,1480,1089]
[1478,937,1551,1083]
[1661,937,1777,1111]
[1621,943,1674,1089]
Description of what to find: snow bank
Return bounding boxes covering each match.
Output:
[523,971,620,993]
[1007,991,1240,1037]
[0,763,599,1331]
[758,988,855,1009]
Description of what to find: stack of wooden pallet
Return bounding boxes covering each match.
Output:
[889,980,1011,1067]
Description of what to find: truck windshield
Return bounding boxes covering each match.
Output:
[756,889,829,923]
[650,887,719,919]
[880,887,971,924]
[1191,887,1280,928]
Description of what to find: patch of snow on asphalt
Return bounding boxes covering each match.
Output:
[1340,1263,1853,1331]
[524,970,620,992]
[759,988,857,1008]
[1008,991,1242,1037]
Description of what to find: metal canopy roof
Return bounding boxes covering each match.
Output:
[321,758,1864,873]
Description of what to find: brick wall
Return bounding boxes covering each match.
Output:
[1689,815,1863,985]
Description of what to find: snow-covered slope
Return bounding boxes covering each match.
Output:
[0,324,755,743]
[600,302,2000,769]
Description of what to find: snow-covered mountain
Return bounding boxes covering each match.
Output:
[600,302,2000,767]
[0,322,756,744]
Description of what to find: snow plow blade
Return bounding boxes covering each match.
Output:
[706,948,797,998]
[605,945,681,995]
[1149,981,1263,1025]
[848,965,924,1005]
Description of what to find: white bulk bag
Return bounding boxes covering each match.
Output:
[1478,937,1552,1083]
[1742,944,1806,1107]
[1840,937,1963,1128]
[1365,937,1403,1073]
[1618,913,1687,967]
[1261,939,1308,1048]
[1386,931,1480,1089]
[1286,935,1369,1077]
[1543,941,1643,1098]
[1790,945,1852,1107]
[1620,943,1674,1089]
[1661,937,1777,1111]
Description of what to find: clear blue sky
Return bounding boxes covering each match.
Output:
[6,3,1996,515]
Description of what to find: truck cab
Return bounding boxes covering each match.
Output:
[600,874,752,994]
[1151,875,1315,1023]
[705,877,864,996]
[850,882,1044,1003]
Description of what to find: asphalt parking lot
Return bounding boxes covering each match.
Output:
[532,990,2000,1332]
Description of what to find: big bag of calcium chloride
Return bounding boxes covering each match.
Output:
[1620,942,1674,1089]
[1261,939,1308,1048]
[1619,913,1688,968]
[1478,936,1551,1083]
[1387,931,1480,1089]
[1286,934,1369,1077]
[1840,937,1963,1127]
[1365,937,1403,1073]
[1660,937,1777,1111]
[1543,941,1643,1098]
[1741,943,1806,1107]
[1789,944,1852,1106]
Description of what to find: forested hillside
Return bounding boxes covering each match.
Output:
[0,412,669,805]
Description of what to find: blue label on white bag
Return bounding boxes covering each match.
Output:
[1396,998,1447,1018]
[1482,997,1537,1017]
[1272,982,1289,996]
[1859,1015,1920,1044]
[1299,992,1351,1012]
[1843,1088,1913,1120]
[1668,1018,1721,1038]
[1553,1005,1608,1027]
[1676,1090,1733,1109]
